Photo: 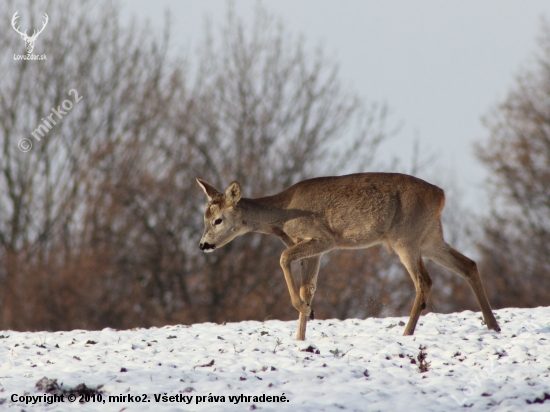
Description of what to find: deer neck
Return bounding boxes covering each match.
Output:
[238,197,290,234]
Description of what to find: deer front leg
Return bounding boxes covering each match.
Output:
[296,255,321,341]
[279,239,333,321]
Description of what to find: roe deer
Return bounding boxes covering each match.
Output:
[196,173,500,340]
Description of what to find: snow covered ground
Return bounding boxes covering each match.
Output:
[0,307,549,411]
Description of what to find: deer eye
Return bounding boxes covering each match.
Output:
[214,218,223,226]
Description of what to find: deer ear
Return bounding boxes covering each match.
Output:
[196,178,221,201]
[224,181,242,205]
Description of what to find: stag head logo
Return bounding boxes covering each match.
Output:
[11,11,49,54]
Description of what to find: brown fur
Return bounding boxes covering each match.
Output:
[197,173,500,340]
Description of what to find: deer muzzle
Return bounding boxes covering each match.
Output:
[199,242,215,252]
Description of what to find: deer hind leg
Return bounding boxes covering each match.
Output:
[424,241,501,332]
[296,255,321,341]
[395,246,433,336]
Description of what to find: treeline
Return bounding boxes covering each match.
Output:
[0,0,548,331]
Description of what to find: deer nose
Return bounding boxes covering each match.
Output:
[199,242,215,251]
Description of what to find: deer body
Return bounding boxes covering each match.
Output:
[197,173,501,340]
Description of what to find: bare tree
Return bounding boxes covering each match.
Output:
[475,20,550,309]
[0,0,181,329]
[0,0,392,330]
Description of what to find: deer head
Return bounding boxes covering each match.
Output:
[197,178,245,252]
[12,11,49,54]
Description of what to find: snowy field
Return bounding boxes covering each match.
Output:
[0,307,549,411]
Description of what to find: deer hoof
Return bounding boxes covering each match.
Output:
[489,323,501,333]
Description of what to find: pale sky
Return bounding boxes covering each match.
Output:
[120,0,549,209]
